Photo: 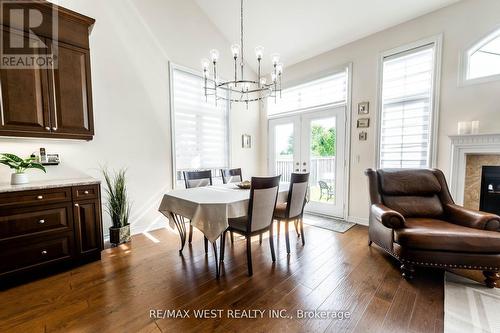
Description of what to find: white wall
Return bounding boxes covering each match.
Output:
[274,0,500,224]
[0,0,263,235]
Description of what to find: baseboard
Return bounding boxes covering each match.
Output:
[347,216,369,226]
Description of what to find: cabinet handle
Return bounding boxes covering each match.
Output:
[38,219,45,224]
[84,190,89,195]
[41,250,47,255]
[74,203,79,207]
[45,126,50,131]
[52,127,57,131]
[37,195,43,200]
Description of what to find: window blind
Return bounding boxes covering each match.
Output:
[379,44,436,169]
[267,70,347,115]
[172,68,229,184]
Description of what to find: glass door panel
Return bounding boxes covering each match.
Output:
[269,116,300,182]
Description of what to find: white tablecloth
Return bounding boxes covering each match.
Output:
[158,183,289,242]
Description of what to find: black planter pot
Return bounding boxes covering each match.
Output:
[109,225,131,246]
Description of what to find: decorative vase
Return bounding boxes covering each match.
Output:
[11,173,29,185]
[109,225,131,246]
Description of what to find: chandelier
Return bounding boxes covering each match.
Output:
[201,0,282,106]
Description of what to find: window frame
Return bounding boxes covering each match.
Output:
[460,27,500,86]
[375,35,442,169]
[168,62,231,189]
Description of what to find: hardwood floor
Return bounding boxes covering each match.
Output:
[0,222,447,333]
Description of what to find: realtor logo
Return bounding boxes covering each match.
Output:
[0,0,58,69]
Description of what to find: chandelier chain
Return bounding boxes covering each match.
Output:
[240,0,244,80]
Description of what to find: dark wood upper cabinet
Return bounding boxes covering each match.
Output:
[0,28,51,135]
[0,2,95,140]
[49,41,94,138]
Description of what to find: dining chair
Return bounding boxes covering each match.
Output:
[221,168,243,184]
[273,173,309,254]
[220,175,281,276]
[183,170,213,253]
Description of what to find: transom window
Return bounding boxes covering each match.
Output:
[378,40,440,169]
[267,69,348,115]
[465,28,500,81]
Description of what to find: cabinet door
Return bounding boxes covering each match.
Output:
[73,199,102,258]
[49,41,93,139]
[0,28,51,135]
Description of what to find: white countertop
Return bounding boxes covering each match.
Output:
[0,177,100,193]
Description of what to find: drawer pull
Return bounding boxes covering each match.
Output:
[84,190,89,195]
[37,195,43,200]
[38,219,45,224]
[41,250,47,255]
[74,203,79,207]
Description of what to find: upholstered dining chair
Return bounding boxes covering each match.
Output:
[183,170,213,253]
[221,168,243,184]
[220,175,281,276]
[365,168,500,288]
[273,173,309,254]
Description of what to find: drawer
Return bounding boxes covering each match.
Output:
[0,204,72,240]
[0,234,72,274]
[72,184,99,201]
[0,187,72,209]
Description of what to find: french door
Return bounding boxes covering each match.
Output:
[268,106,346,218]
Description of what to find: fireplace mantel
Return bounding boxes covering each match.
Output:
[449,133,500,204]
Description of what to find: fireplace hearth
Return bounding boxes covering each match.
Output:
[480,166,500,216]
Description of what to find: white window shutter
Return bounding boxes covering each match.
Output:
[379,45,436,169]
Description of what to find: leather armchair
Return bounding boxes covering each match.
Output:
[365,168,500,288]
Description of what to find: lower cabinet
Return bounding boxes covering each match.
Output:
[0,183,103,286]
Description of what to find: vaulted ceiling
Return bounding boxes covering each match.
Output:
[195,0,461,74]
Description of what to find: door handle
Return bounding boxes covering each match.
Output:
[302,169,307,172]
[295,169,299,172]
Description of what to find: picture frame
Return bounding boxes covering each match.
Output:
[357,118,370,128]
[358,102,369,115]
[242,134,252,148]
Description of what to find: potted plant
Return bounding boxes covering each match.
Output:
[0,153,46,185]
[103,168,131,246]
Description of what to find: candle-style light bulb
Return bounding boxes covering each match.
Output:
[210,49,220,62]
[231,43,240,58]
[276,63,283,75]
[201,58,210,70]
[271,72,277,82]
[255,46,264,60]
[271,53,280,65]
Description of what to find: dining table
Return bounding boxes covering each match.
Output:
[158,182,289,277]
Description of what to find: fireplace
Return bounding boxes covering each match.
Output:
[480,166,500,215]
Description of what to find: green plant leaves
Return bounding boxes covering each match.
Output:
[102,167,131,228]
[0,153,46,173]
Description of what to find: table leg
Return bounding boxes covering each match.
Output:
[212,239,220,278]
[170,213,187,254]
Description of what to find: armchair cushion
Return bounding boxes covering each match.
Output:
[371,204,405,229]
[382,194,444,218]
[378,169,441,195]
[394,218,500,253]
[444,204,500,231]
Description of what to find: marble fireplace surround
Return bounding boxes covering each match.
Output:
[449,133,500,205]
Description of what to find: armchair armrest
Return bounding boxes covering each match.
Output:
[445,204,500,231]
[371,204,405,229]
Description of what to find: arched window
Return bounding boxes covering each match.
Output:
[463,28,500,84]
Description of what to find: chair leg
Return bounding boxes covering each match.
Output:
[246,236,253,276]
[212,241,219,278]
[230,231,234,244]
[400,263,415,279]
[204,236,208,254]
[188,224,193,244]
[484,271,499,288]
[294,219,300,237]
[300,218,305,246]
[259,234,263,245]
[285,221,290,254]
[220,231,226,262]
[269,228,276,262]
